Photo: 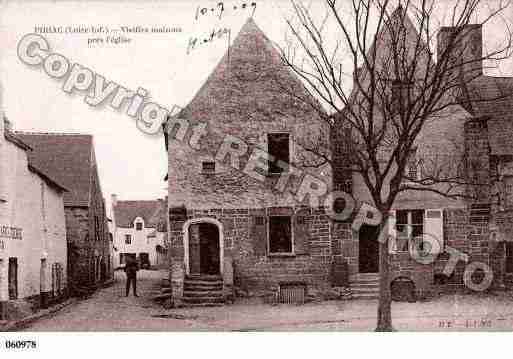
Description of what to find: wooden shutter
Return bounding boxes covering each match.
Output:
[294,215,310,255]
[424,209,444,251]
[387,210,397,254]
[251,216,267,256]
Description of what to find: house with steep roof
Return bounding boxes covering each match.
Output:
[15,131,112,295]
[111,195,167,269]
[164,18,334,306]
[330,7,513,298]
[0,116,68,320]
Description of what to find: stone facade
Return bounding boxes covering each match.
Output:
[66,163,111,293]
[329,10,513,299]
[168,206,334,302]
[166,19,335,304]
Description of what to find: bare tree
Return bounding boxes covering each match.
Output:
[275,0,513,331]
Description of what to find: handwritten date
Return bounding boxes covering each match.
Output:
[195,2,257,20]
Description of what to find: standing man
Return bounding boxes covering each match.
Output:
[125,257,139,297]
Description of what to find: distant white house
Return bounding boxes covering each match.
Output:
[0,116,68,320]
[111,195,167,269]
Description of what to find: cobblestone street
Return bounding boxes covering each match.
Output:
[23,270,200,331]
[19,269,513,331]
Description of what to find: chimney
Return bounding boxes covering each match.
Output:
[111,194,118,207]
[437,24,483,83]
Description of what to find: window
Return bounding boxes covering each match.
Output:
[391,80,413,114]
[202,161,215,174]
[125,234,132,244]
[136,222,143,231]
[404,148,420,181]
[469,203,491,224]
[269,216,293,254]
[396,209,424,251]
[268,133,290,174]
[506,242,513,274]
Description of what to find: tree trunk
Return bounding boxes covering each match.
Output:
[376,220,394,331]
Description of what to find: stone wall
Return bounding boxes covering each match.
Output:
[65,166,111,293]
[169,206,334,300]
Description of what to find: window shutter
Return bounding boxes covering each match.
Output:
[294,215,310,255]
[251,216,267,256]
[424,209,444,251]
[387,210,397,254]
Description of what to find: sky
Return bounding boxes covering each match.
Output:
[1,0,512,216]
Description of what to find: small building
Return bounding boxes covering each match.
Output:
[16,131,112,295]
[0,117,68,320]
[331,7,513,298]
[111,196,167,269]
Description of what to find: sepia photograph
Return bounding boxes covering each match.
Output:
[1,0,513,356]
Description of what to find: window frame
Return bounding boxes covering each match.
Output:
[125,234,132,245]
[267,132,292,175]
[395,209,424,252]
[201,161,216,175]
[135,222,143,231]
[391,79,413,115]
[506,242,513,274]
[267,215,294,256]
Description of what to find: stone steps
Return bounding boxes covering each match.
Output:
[350,273,380,299]
[182,290,223,298]
[182,275,225,306]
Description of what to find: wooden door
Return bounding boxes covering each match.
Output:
[199,223,220,275]
[359,225,379,273]
[8,257,18,300]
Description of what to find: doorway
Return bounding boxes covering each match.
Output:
[188,222,220,275]
[359,224,379,273]
[139,253,150,269]
[8,257,18,300]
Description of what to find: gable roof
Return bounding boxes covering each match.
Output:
[164,17,326,150]
[3,124,68,192]
[113,200,163,228]
[15,132,94,207]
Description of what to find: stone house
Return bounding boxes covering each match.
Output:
[331,7,513,298]
[16,131,112,295]
[164,18,333,306]
[164,12,513,305]
[0,117,68,320]
[111,195,167,269]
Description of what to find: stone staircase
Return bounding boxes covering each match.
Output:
[349,273,380,299]
[183,274,225,307]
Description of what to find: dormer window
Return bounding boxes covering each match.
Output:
[202,161,215,174]
[136,222,143,231]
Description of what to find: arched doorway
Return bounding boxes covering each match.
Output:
[183,218,224,276]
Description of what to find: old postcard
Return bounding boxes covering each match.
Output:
[1,0,513,356]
